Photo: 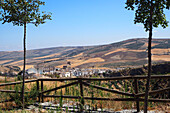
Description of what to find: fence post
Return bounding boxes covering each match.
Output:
[134,78,140,112]
[36,80,40,102]
[41,80,44,103]
[168,78,170,99]
[79,78,84,111]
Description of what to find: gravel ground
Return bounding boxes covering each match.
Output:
[19,102,168,113]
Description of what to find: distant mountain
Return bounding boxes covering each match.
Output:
[0,38,170,69]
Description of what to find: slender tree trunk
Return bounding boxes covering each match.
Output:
[22,22,26,109]
[144,0,153,113]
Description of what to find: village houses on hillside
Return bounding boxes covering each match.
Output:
[22,64,109,78]
[41,65,107,78]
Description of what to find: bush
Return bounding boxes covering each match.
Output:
[17,75,22,81]
[8,84,38,107]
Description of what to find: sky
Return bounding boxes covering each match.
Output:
[0,0,170,51]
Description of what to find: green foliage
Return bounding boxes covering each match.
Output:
[0,0,52,26]
[71,86,75,96]
[9,84,22,106]
[125,0,170,31]
[17,75,22,81]
[8,84,39,107]
[65,81,69,95]
[79,96,84,111]
[91,86,94,104]
[59,89,63,107]
[0,0,52,108]
[1,78,168,111]
[47,73,60,78]
[25,84,39,103]
[76,87,79,96]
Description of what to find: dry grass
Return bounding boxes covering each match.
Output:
[71,57,105,67]
[0,78,169,112]
[0,60,13,65]
[56,57,105,68]
[0,76,17,82]
[83,57,105,63]
[152,48,170,54]
[89,67,114,70]
[123,41,136,46]
[18,65,34,70]
[0,78,67,110]
[0,76,169,112]
[104,48,128,56]
[128,49,145,52]
[104,48,145,57]
[43,58,59,62]
[33,53,61,60]
[8,60,23,65]
[152,55,170,61]
[72,53,83,57]
[141,42,159,48]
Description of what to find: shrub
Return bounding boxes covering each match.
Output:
[8,84,38,108]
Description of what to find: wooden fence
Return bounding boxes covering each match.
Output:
[0,75,170,112]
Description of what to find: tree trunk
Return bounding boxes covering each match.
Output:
[144,0,153,113]
[22,22,26,109]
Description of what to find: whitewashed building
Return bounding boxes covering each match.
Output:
[65,72,71,77]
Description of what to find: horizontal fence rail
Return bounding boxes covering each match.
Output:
[82,81,134,97]
[38,75,170,81]
[0,90,28,93]
[0,79,37,87]
[41,81,79,94]
[43,95,170,102]
[0,75,170,112]
[135,87,170,97]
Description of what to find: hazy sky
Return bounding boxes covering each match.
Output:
[0,0,170,51]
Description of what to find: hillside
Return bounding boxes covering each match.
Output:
[103,62,170,77]
[0,65,20,74]
[0,38,170,69]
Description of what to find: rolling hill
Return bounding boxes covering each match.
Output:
[0,38,170,69]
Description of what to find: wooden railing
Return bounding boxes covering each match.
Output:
[0,75,170,112]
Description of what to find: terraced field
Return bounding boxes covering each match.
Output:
[0,38,170,69]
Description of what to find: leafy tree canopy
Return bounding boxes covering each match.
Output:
[0,0,52,26]
[125,0,170,31]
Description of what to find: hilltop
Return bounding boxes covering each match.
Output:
[0,38,170,69]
